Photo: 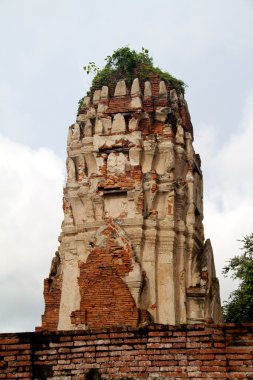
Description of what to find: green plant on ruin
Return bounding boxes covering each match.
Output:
[77,98,84,115]
[83,61,99,77]
[83,46,186,94]
[77,98,88,115]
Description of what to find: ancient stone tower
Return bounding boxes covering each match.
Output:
[38,72,222,331]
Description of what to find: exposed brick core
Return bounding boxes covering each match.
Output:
[1,324,253,379]
[71,221,149,329]
[71,266,139,328]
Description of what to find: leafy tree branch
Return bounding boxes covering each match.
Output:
[222,233,253,322]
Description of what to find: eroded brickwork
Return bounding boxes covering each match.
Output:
[70,222,141,328]
[1,324,253,379]
[39,72,222,332]
[40,275,62,331]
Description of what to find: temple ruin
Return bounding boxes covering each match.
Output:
[38,70,223,332]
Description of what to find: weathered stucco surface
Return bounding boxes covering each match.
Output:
[38,74,223,332]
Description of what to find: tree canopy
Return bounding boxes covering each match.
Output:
[222,233,253,322]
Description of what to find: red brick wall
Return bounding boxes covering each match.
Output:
[0,333,32,378]
[1,324,253,379]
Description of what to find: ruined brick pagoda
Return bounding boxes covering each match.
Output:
[38,69,223,332]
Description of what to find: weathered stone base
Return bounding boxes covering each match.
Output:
[1,324,253,379]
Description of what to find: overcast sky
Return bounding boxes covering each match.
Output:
[1,0,253,333]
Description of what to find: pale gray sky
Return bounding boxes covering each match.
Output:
[1,0,253,332]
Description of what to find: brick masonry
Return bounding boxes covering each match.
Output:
[1,324,253,379]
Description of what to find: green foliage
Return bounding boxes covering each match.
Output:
[222,233,253,322]
[77,98,84,115]
[83,61,99,76]
[83,46,186,94]
[77,98,88,115]
[149,66,186,94]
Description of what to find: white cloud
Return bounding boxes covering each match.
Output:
[195,92,253,302]
[0,136,64,332]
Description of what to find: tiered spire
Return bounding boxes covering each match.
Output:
[37,74,222,332]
